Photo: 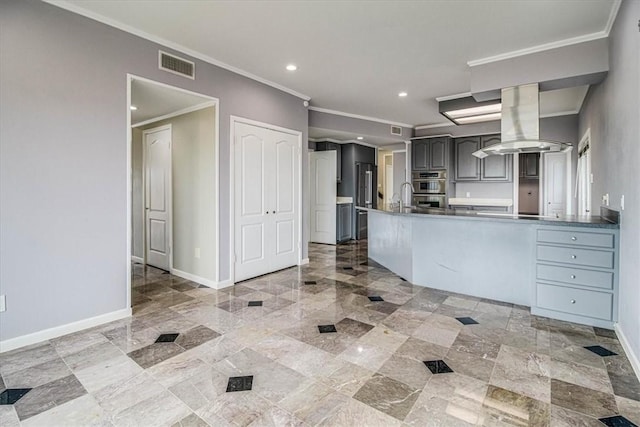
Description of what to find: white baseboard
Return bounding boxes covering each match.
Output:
[215,279,234,290]
[615,322,640,381]
[171,268,218,288]
[131,256,144,264]
[299,258,309,266]
[0,307,132,353]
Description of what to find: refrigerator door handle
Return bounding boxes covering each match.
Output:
[365,171,372,205]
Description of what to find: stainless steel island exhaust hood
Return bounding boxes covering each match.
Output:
[472,83,570,158]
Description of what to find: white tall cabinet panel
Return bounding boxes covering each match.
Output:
[234,122,299,281]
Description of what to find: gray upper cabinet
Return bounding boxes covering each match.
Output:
[412,139,429,170]
[454,137,481,181]
[412,137,448,171]
[520,153,539,179]
[480,135,512,181]
[429,138,448,170]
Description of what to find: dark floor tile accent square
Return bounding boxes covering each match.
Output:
[456,317,479,325]
[368,296,384,302]
[155,333,180,343]
[584,345,618,357]
[343,266,354,270]
[424,360,454,374]
[248,301,263,307]
[226,376,253,392]
[304,281,317,285]
[318,324,337,333]
[598,415,638,427]
[0,389,31,405]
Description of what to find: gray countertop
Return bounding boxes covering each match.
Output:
[358,206,619,229]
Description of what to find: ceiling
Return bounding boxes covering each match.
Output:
[58,0,616,127]
[131,78,212,124]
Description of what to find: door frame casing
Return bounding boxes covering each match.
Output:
[142,124,173,272]
[127,74,220,309]
[229,115,304,284]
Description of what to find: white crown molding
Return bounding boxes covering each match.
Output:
[467,0,621,68]
[45,1,311,101]
[414,122,454,130]
[604,0,623,35]
[308,106,413,129]
[435,92,472,102]
[539,109,580,119]
[310,137,380,149]
[410,134,453,140]
[132,100,216,128]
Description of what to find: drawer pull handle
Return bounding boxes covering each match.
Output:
[570,274,576,279]
[570,299,576,304]
[571,236,577,241]
[571,255,577,259]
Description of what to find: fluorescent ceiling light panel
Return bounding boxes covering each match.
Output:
[454,112,502,124]
[439,96,501,125]
[446,103,501,118]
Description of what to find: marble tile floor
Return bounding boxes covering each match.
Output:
[1,241,639,426]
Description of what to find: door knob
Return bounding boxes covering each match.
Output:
[570,275,576,279]
[571,236,577,241]
[571,255,577,259]
[570,299,576,304]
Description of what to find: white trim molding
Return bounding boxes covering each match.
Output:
[0,308,132,353]
[45,1,311,101]
[132,101,217,128]
[308,106,413,129]
[131,256,144,264]
[414,122,454,130]
[615,323,640,381]
[171,269,233,290]
[467,0,621,67]
[435,92,472,102]
[299,258,310,266]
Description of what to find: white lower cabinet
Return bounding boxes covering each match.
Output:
[532,226,618,328]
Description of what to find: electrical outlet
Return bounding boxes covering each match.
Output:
[194,248,201,259]
[0,295,6,312]
[602,193,609,206]
[621,195,625,210]
[466,192,471,198]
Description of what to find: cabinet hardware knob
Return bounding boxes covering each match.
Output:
[272,211,276,214]
[571,255,577,259]
[570,299,576,304]
[570,275,576,279]
[265,211,269,214]
[571,236,577,241]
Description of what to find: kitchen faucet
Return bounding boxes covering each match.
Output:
[399,182,415,210]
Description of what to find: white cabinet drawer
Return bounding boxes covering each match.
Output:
[536,264,613,290]
[537,229,614,248]
[536,283,612,320]
[537,245,614,269]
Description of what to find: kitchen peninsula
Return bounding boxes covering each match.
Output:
[362,206,620,328]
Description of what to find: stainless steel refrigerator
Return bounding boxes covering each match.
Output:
[355,162,374,240]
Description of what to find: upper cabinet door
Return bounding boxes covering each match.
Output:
[454,137,481,181]
[481,135,512,181]
[429,138,448,170]
[412,140,429,170]
[523,153,539,179]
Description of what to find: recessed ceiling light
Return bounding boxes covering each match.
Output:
[286,64,297,71]
[130,105,137,111]
[357,136,364,140]
[398,92,408,97]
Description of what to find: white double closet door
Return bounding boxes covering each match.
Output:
[234,122,300,282]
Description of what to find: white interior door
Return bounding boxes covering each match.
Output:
[309,151,337,244]
[271,132,300,268]
[144,126,171,271]
[234,123,270,281]
[544,152,567,216]
[234,121,300,281]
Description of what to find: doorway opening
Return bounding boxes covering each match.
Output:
[127,75,220,308]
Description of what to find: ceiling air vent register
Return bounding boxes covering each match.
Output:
[159,51,195,80]
[390,126,402,136]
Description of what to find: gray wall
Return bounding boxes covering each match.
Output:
[0,0,308,341]
[133,107,218,281]
[578,0,640,362]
